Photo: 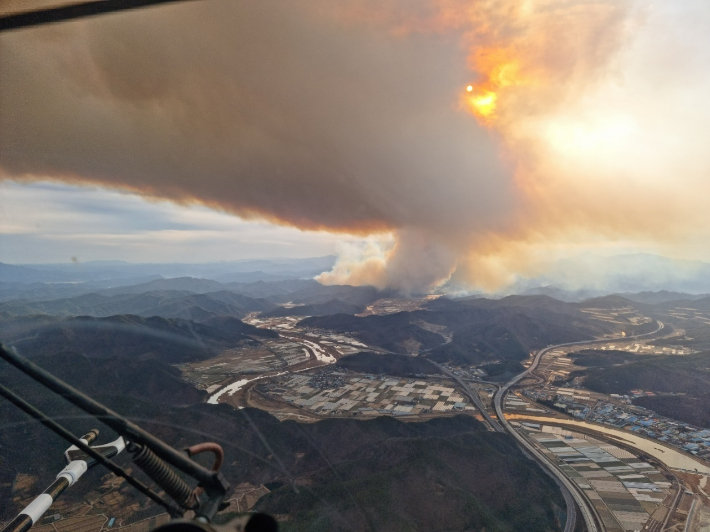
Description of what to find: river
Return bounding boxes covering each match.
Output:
[506,414,710,474]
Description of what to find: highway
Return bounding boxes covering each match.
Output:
[431,362,503,432]
[493,320,665,532]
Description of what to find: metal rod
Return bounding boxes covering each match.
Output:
[0,345,228,520]
[1,477,72,532]
[0,345,223,488]
[0,0,197,32]
[0,381,182,517]
[2,430,102,532]
[81,429,100,445]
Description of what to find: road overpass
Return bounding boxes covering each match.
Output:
[431,362,503,432]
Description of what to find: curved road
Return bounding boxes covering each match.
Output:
[431,362,503,432]
[493,320,665,532]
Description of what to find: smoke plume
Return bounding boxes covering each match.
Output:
[2,0,709,291]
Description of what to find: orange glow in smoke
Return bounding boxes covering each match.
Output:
[467,89,497,118]
[464,47,527,123]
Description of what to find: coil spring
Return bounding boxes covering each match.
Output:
[129,443,195,509]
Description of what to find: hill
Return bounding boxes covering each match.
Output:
[567,349,641,367]
[0,276,171,303]
[650,323,710,352]
[0,262,81,283]
[6,256,337,283]
[428,294,582,315]
[0,395,564,532]
[98,276,228,295]
[198,315,278,338]
[0,314,270,363]
[634,394,710,430]
[268,283,384,306]
[581,351,710,395]
[580,351,710,429]
[258,420,563,532]
[302,298,616,364]
[261,298,364,318]
[575,294,645,311]
[479,359,526,377]
[619,291,708,304]
[334,352,438,376]
[224,279,319,299]
[655,296,710,312]
[520,286,603,303]
[0,352,207,520]
[426,309,606,365]
[0,290,276,320]
[300,312,447,355]
[0,274,387,317]
[425,296,616,363]
[0,353,205,407]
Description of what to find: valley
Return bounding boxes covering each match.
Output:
[3,0,710,526]
[4,270,710,531]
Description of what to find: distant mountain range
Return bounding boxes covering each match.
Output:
[0,256,338,305]
[6,253,710,304]
[0,275,386,322]
[0,256,336,283]
[4,266,709,368]
[507,253,710,298]
[520,286,710,304]
[0,290,276,321]
[7,279,697,367]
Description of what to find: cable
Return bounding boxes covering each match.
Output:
[0,382,183,517]
[0,345,223,492]
[0,344,228,521]
[0,0,197,32]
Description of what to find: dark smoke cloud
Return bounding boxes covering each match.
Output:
[3,0,653,292]
[0,0,516,244]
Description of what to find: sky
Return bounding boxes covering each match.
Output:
[1,0,710,291]
[0,180,348,263]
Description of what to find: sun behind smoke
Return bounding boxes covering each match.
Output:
[466,89,497,119]
[462,45,528,123]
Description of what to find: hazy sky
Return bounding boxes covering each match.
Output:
[1,0,709,290]
[0,181,348,263]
